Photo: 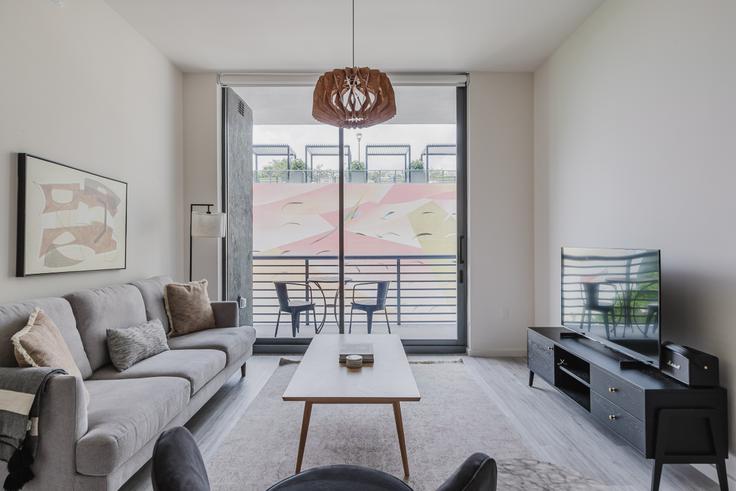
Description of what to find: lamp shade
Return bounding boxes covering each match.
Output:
[191,211,227,238]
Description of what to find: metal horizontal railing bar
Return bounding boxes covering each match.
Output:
[255,254,455,260]
[253,263,457,267]
[254,278,457,283]
[253,314,455,318]
[255,262,456,268]
[389,312,457,317]
[253,253,457,328]
[253,280,455,284]
[252,289,457,295]
[254,320,455,325]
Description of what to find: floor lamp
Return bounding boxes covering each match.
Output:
[189,203,227,281]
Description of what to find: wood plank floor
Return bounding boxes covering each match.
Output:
[123,355,720,490]
[463,357,720,490]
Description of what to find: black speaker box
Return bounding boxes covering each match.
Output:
[661,342,719,387]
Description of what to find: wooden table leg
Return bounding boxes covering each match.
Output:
[295,402,313,474]
[392,401,410,478]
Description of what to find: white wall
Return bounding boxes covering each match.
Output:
[468,73,534,356]
[0,0,183,302]
[182,73,222,299]
[534,0,736,474]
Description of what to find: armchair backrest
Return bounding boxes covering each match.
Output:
[436,453,497,491]
[152,426,210,491]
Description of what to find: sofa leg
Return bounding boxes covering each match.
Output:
[240,363,246,378]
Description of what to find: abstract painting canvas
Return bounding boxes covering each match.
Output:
[17,154,127,276]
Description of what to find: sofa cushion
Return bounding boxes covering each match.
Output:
[167,327,256,364]
[130,276,173,333]
[90,349,226,395]
[77,377,190,476]
[0,297,92,378]
[66,285,147,371]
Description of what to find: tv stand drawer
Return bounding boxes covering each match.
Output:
[591,392,645,454]
[590,365,644,420]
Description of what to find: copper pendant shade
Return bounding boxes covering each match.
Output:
[313,67,396,129]
[312,0,396,129]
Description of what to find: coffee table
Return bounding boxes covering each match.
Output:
[282,334,421,477]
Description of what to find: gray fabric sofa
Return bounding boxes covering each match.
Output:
[0,275,256,490]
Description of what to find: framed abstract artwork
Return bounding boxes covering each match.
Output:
[16,154,128,276]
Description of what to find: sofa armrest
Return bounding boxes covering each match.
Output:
[17,374,88,490]
[211,301,239,328]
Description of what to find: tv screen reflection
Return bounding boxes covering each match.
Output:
[561,247,660,365]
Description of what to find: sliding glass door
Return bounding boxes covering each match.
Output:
[341,85,463,347]
[225,80,466,352]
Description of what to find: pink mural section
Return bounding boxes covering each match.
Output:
[253,183,457,256]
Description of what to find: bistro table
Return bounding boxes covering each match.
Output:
[305,275,352,333]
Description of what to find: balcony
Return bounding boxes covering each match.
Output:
[253,254,458,340]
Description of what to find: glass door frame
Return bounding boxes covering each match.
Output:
[221,82,468,354]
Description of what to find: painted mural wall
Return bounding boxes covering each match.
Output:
[253,183,457,256]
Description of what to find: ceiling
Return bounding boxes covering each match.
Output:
[105,0,604,73]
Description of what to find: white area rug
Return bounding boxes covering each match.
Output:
[208,361,606,490]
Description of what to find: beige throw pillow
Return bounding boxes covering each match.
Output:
[12,308,84,379]
[164,279,216,337]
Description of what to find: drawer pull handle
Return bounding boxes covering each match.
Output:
[608,414,617,421]
[608,387,618,393]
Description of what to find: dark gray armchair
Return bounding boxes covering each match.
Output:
[152,427,209,491]
[152,427,497,491]
[268,453,497,490]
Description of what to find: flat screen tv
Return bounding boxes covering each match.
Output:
[561,247,661,367]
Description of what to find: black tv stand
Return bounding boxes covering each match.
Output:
[559,331,584,339]
[527,326,728,491]
[619,358,650,370]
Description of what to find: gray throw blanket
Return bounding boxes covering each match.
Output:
[0,367,64,490]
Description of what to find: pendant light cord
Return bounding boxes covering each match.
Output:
[352,0,355,67]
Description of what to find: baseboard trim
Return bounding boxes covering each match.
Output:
[466,349,526,357]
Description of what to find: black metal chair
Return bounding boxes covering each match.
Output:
[580,282,616,338]
[274,281,317,338]
[268,453,497,491]
[644,303,659,336]
[349,280,391,334]
[151,427,210,491]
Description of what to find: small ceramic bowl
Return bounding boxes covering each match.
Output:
[346,354,363,369]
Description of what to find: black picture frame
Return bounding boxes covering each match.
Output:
[16,153,128,277]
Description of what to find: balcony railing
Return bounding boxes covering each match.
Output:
[253,254,457,328]
[254,169,456,184]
